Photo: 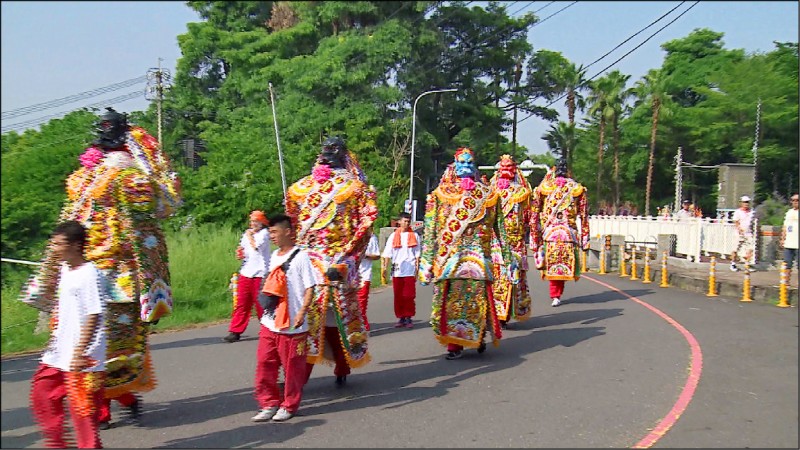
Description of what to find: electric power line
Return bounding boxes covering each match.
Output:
[2,75,147,119]
[518,0,700,125]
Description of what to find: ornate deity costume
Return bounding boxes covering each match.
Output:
[529,157,588,306]
[285,137,377,371]
[419,148,512,358]
[490,155,533,325]
[22,108,182,399]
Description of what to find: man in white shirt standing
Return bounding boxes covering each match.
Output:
[357,231,381,331]
[252,214,316,423]
[780,193,799,288]
[730,196,755,271]
[30,221,108,448]
[224,210,272,343]
[381,213,421,329]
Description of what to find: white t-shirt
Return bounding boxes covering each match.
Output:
[260,247,316,334]
[239,228,271,278]
[381,231,421,277]
[358,234,380,284]
[41,262,107,372]
[732,208,754,236]
[783,208,799,249]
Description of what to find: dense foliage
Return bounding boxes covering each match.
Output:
[2,2,797,286]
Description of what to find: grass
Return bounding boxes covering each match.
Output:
[1,223,388,357]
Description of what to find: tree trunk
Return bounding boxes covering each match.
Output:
[567,90,576,171]
[596,116,606,211]
[645,99,660,216]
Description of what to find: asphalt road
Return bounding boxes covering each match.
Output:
[2,271,797,448]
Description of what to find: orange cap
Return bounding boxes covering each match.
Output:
[249,210,269,226]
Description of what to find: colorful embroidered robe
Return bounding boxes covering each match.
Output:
[490,175,533,322]
[21,127,181,397]
[419,178,510,349]
[285,168,378,368]
[529,170,589,281]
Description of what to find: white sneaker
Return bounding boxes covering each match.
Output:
[271,407,294,422]
[251,407,279,422]
[730,263,739,272]
[551,298,561,307]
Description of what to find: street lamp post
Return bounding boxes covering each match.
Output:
[408,88,457,221]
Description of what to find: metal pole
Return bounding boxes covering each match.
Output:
[408,88,457,219]
[674,146,683,212]
[156,58,163,146]
[268,82,288,200]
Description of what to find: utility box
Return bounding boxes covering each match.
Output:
[717,163,755,210]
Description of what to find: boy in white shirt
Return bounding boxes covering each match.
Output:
[224,210,272,343]
[357,232,381,331]
[381,213,421,328]
[30,221,108,448]
[781,193,799,287]
[252,214,316,423]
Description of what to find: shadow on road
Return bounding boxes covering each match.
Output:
[157,419,326,448]
[563,288,655,305]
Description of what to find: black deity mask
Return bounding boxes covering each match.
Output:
[92,107,128,150]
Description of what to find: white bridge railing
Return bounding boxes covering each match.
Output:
[588,215,741,262]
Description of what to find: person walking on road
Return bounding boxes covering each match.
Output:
[529,151,589,307]
[381,213,421,329]
[30,221,109,448]
[252,214,317,423]
[357,231,380,331]
[780,193,799,289]
[224,210,271,343]
[730,195,755,272]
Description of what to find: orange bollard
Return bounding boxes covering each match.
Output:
[598,244,607,274]
[630,248,639,280]
[706,257,718,297]
[642,248,653,283]
[777,261,790,308]
[740,263,753,302]
[659,251,670,288]
[619,245,628,277]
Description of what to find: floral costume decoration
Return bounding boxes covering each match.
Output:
[285,146,377,369]
[489,155,533,323]
[529,166,589,281]
[418,148,514,350]
[21,123,182,398]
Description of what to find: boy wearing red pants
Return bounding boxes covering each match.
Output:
[30,221,108,448]
[381,213,421,328]
[252,214,316,422]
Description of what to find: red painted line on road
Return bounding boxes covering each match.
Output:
[583,275,703,449]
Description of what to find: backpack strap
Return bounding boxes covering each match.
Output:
[280,249,301,273]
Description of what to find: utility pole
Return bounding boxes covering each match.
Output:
[146,58,171,144]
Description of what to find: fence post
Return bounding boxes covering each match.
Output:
[619,245,628,277]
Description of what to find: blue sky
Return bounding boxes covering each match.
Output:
[1,1,797,154]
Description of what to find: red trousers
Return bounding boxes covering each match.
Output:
[254,327,309,414]
[30,364,104,449]
[305,327,351,380]
[97,393,137,423]
[357,282,371,331]
[229,275,265,334]
[549,280,565,299]
[392,276,416,319]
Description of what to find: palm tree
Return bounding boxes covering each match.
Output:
[634,69,670,216]
[543,122,576,161]
[586,75,616,210]
[605,70,632,211]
